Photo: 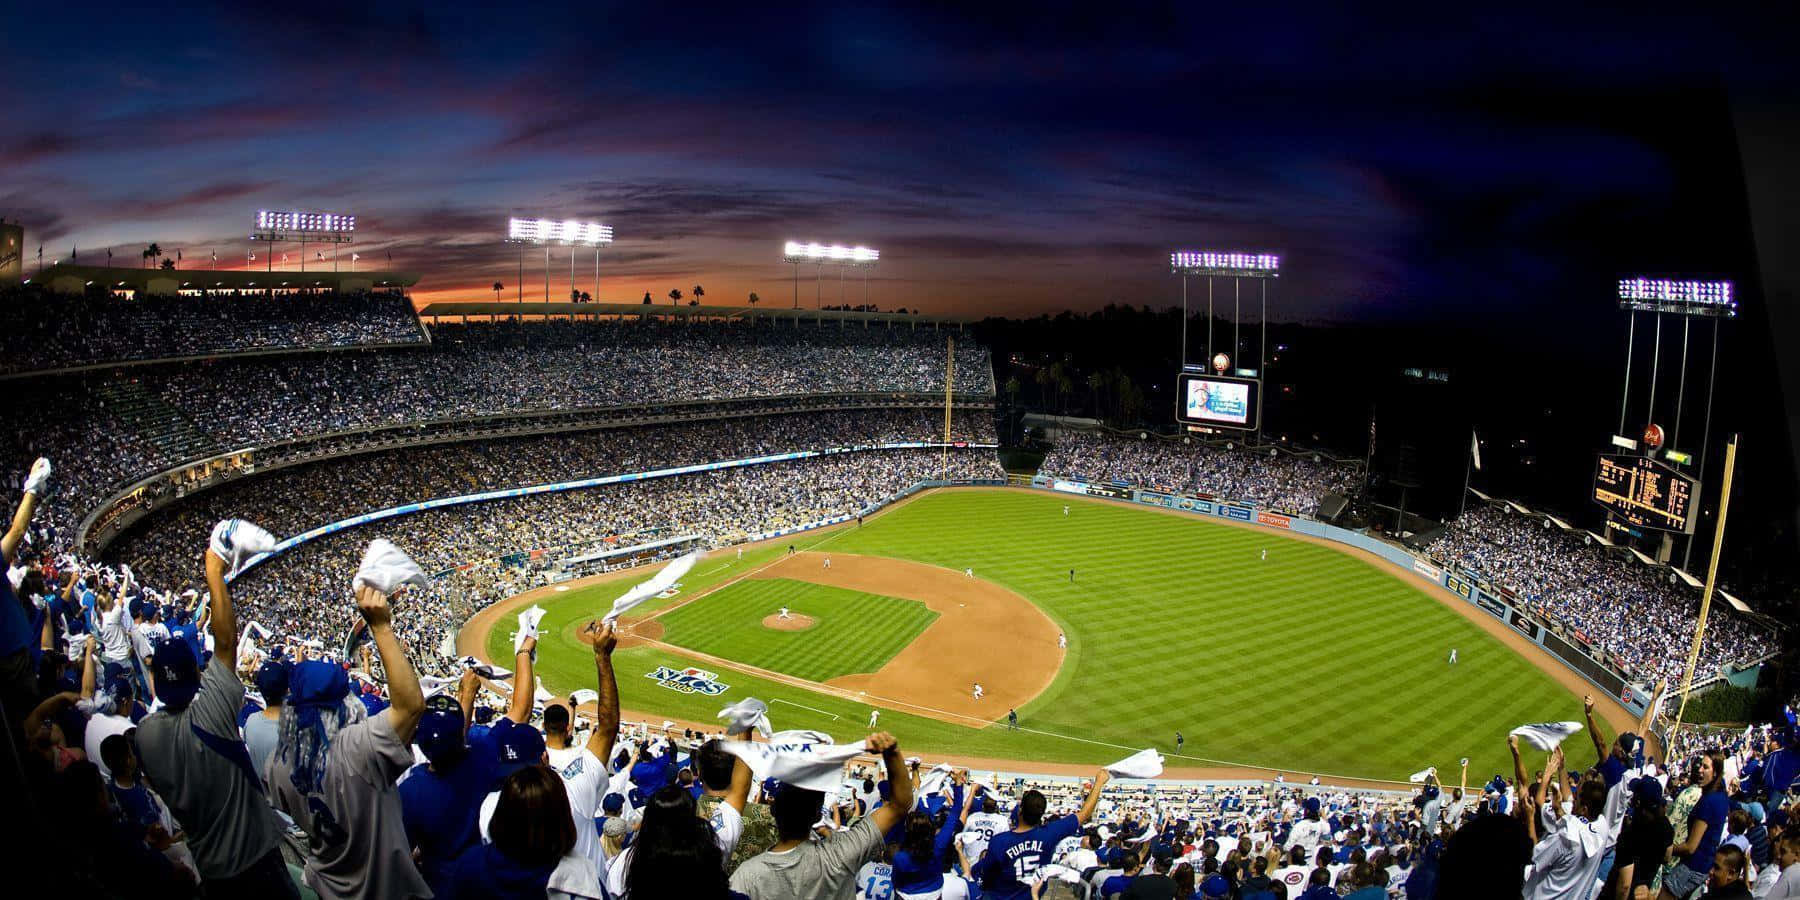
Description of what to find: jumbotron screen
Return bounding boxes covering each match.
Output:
[1593,453,1697,533]
[1175,372,1260,431]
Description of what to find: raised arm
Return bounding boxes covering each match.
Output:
[203,549,237,666]
[1583,695,1607,766]
[356,585,423,742]
[2,459,47,565]
[456,668,480,741]
[869,732,912,833]
[80,636,97,699]
[1509,734,1530,815]
[504,635,537,724]
[581,620,619,764]
[1077,768,1112,824]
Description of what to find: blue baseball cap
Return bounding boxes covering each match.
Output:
[150,638,201,709]
[416,696,466,766]
[1200,874,1231,898]
[602,792,626,814]
[493,720,545,775]
[1303,797,1321,815]
[254,661,290,700]
[1629,775,1663,807]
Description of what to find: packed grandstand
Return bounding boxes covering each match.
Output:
[2,289,1793,900]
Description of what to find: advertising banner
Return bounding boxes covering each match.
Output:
[1051,480,1091,495]
[1222,505,1252,522]
[1256,511,1291,528]
[1412,558,1443,582]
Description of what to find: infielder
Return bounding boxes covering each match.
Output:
[823,557,832,570]
[972,682,984,700]
[1058,632,1067,648]
[778,606,792,620]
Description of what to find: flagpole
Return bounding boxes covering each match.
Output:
[1673,434,1740,730]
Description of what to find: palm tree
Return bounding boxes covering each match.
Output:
[1088,372,1108,420]
[141,247,153,268]
[668,288,682,305]
[687,298,698,306]
[693,284,705,305]
[492,281,504,300]
[146,243,162,269]
[579,291,592,302]
[160,258,175,271]
[748,291,760,306]
[642,292,652,305]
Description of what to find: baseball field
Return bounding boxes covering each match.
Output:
[471,487,1620,784]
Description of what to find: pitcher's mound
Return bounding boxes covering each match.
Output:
[762,613,817,631]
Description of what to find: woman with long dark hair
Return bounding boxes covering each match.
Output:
[1663,750,1731,900]
[444,765,601,899]
[608,784,735,899]
[893,774,972,896]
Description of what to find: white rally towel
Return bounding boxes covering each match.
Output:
[918,763,956,800]
[514,606,546,661]
[353,539,429,594]
[210,519,277,574]
[437,631,457,659]
[533,676,555,705]
[770,729,835,746]
[719,737,866,793]
[602,549,705,624]
[718,698,774,738]
[23,457,51,496]
[1510,721,1584,751]
[420,675,457,698]
[570,688,599,707]
[1106,748,1165,780]
[1409,766,1438,784]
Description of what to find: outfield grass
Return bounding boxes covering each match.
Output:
[489,489,1608,782]
[656,578,937,681]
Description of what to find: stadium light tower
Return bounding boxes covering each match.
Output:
[507,218,614,304]
[1169,250,1280,379]
[783,241,879,309]
[251,210,355,275]
[1611,277,1736,569]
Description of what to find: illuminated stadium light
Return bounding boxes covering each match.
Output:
[1170,250,1280,277]
[255,210,356,233]
[1616,277,1736,317]
[508,217,614,246]
[782,241,879,266]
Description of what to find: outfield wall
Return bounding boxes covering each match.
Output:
[1035,476,1656,717]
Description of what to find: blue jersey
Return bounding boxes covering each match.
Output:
[977,814,1081,900]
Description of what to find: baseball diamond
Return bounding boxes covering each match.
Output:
[468,487,1633,782]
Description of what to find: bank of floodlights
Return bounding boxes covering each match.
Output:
[508,217,614,246]
[1170,250,1280,278]
[1616,277,1735,318]
[783,241,879,266]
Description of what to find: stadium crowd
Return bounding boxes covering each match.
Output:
[1427,505,1778,685]
[0,289,424,374]
[126,448,1005,677]
[0,318,994,548]
[5,444,1797,899]
[1038,432,1360,517]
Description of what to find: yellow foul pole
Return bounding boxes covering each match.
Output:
[1673,434,1739,729]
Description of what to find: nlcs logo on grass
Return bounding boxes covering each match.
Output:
[647,666,730,696]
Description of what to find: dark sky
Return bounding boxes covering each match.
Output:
[3,2,1793,320]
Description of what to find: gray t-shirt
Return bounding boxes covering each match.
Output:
[730,815,885,900]
[269,707,429,900]
[135,654,283,880]
[242,710,281,785]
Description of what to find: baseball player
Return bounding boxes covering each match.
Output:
[1063,505,1069,516]
[1058,632,1067,649]
[868,709,879,729]
[964,567,973,578]
[972,683,984,700]
[1261,549,1268,561]
[1448,648,1458,665]
[1007,708,1018,730]
[823,557,831,570]
[778,606,792,620]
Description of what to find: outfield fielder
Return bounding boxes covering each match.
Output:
[868,709,879,729]
[1448,648,1458,665]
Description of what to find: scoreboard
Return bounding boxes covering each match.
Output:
[1593,454,1697,533]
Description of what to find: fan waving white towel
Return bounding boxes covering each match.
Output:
[1409,766,1438,784]
[570,688,599,707]
[719,737,865,792]
[1509,721,1584,751]
[1106,748,1165,779]
[602,550,704,624]
[769,729,834,746]
[515,606,546,661]
[354,539,429,593]
[210,519,277,574]
[718,698,773,738]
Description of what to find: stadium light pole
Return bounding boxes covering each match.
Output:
[507,217,614,306]
[251,209,354,281]
[783,241,879,312]
[1613,277,1736,567]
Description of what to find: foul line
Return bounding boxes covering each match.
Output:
[771,697,840,721]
